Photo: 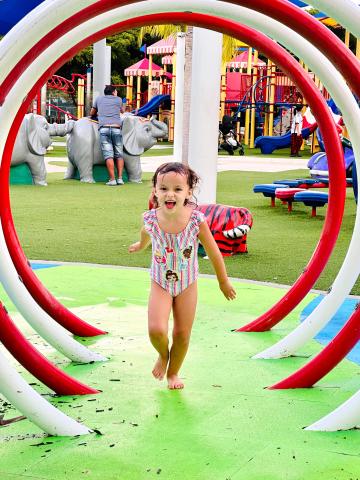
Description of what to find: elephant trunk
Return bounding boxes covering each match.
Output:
[48,121,75,136]
[150,117,168,138]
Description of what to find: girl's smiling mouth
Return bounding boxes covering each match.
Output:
[165,201,176,209]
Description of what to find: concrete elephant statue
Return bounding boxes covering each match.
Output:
[64,115,168,183]
[12,113,73,185]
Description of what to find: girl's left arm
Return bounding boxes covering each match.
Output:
[198,221,236,300]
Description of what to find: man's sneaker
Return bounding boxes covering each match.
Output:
[106,179,117,186]
[117,178,124,185]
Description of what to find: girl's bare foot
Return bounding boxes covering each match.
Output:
[152,355,168,380]
[167,374,184,389]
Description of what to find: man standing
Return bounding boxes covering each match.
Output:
[290,104,304,157]
[90,85,125,185]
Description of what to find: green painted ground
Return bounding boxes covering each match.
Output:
[0,265,360,480]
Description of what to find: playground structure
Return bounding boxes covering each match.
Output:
[0,0,360,450]
[26,21,355,152]
[124,35,175,138]
[30,73,87,121]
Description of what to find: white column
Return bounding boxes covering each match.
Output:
[85,65,92,115]
[40,84,47,117]
[187,28,222,203]
[173,32,186,163]
[92,39,111,102]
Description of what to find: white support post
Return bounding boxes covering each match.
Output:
[187,28,222,204]
[173,32,186,163]
[93,39,111,102]
[85,66,92,115]
[40,84,47,117]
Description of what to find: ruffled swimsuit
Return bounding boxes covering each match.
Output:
[143,209,205,297]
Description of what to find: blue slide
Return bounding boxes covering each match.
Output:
[255,126,316,154]
[136,94,171,117]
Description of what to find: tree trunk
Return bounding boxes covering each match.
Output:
[181,26,193,165]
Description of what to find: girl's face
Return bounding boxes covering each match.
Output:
[154,171,192,212]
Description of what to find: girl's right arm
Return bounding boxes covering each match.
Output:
[128,227,151,253]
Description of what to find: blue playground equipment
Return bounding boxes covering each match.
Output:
[136,94,170,117]
[308,130,355,178]
[300,294,360,366]
[273,179,304,188]
[0,1,43,34]
[229,77,268,137]
[352,160,358,203]
[253,98,345,155]
[293,191,328,216]
[253,183,289,207]
[254,125,316,154]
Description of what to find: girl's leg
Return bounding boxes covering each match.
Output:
[167,282,197,389]
[148,281,173,380]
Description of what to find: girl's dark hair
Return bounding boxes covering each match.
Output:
[151,162,200,208]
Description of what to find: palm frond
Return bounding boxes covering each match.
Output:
[138,25,186,46]
[222,35,247,63]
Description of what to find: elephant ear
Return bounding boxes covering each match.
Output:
[122,115,145,156]
[26,114,51,156]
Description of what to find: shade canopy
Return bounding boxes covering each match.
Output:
[147,35,176,55]
[124,57,163,77]
[227,51,266,69]
[162,55,173,65]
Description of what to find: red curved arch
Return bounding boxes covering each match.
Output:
[0,10,347,343]
[269,305,360,389]
[0,303,99,395]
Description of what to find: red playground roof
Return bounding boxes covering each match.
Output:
[124,58,163,77]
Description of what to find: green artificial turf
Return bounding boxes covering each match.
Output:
[46,145,68,157]
[48,160,68,167]
[228,143,313,158]
[142,147,173,156]
[0,266,359,480]
[47,142,309,159]
[47,144,173,158]
[9,169,359,294]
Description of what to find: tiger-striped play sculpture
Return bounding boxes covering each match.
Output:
[196,204,253,256]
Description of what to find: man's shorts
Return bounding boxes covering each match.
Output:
[99,126,123,161]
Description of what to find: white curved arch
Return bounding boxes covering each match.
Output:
[0,0,359,432]
[3,0,360,363]
[306,388,360,431]
[0,350,91,435]
[309,0,360,37]
[0,235,106,363]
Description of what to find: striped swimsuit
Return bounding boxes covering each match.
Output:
[143,208,205,297]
